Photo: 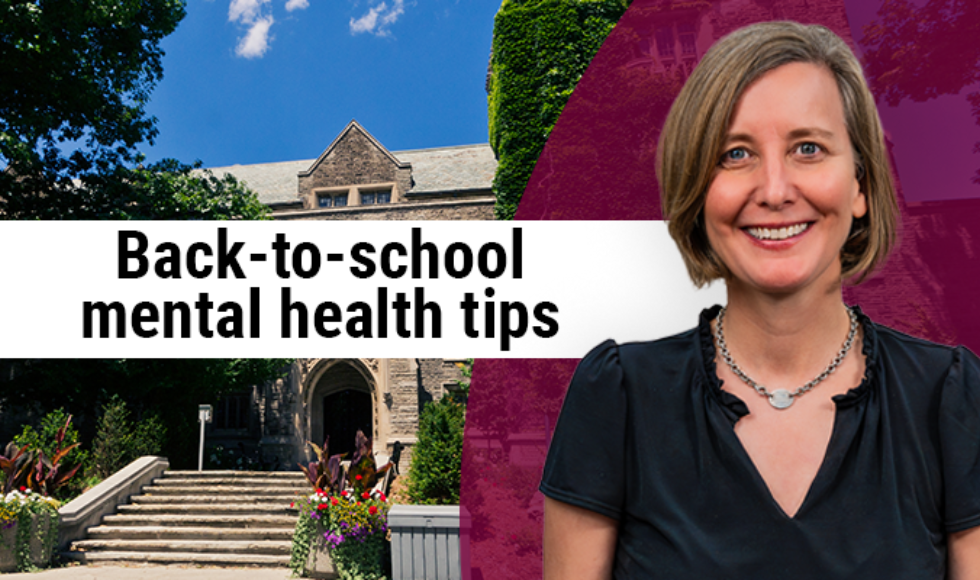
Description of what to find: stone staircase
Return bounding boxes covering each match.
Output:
[66,470,309,567]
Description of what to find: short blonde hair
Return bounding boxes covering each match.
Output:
[657,21,898,287]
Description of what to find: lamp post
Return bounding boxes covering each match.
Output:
[198,404,213,471]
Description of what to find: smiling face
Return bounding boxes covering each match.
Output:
[703,61,867,296]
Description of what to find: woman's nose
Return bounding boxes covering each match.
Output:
[755,157,796,209]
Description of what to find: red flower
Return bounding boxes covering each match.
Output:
[361,491,370,499]
[18,486,26,492]
[331,497,339,506]
[357,501,362,507]
[316,488,324,495]
[317,503,328,510]
[290,502,295,508]
[379,492,387,502]
[369,506,378,515]
[355,474,363,481]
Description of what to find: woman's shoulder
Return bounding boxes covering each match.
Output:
[578,322,707,383]
[867,315,973,372]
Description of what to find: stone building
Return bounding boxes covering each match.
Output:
[204,120,495,471]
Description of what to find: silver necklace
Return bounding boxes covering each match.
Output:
[714,306,858,410]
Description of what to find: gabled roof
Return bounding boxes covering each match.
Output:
[208,144,497,205]
[299,120,410,177]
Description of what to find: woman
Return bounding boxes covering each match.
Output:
[540,21,980,579]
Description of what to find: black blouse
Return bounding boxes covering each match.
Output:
[540,306,980,579]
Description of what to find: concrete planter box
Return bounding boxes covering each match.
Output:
[0,512,58,572]
[389,505,465,580]
[304,524,338,579]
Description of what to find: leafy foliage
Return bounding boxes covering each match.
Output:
[291,488,390,580]
[407,396,464,505]
[346,431,393,496]
[10,415,83,498]
[860,0,980,183]
[451,359,473,403]
[488,0,628,219]
[0,359,290,469]
[0,0,270,219]
[12,409,87,477]
[0,443,32,495]
[11,410,88,499]
[91,395,166,479]
[299,437,346,494]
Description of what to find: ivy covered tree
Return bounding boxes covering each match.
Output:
[0,0,268,219]
[487,0,629,219]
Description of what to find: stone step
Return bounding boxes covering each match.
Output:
[164,470,306,479]
[102,514,297,528]
[62,550,290,567]
[153,477,309,487]
[68,471,309,568]
[142,485,307,496]
[117,503,296,515]
[71,539,292,555]
[132,494,299,504]
[87,526,294,541]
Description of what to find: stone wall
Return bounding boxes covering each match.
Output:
[297,127,413,206]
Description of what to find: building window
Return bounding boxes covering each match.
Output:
[361,190,391,205]
[318,193,349,208]
[655,26,675,59]
[214,392,250,430]
[678,22,696,56]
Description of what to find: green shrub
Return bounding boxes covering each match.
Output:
[91,396,166,478]
[11,409,88,499]
[407,396,465,505]
[12,409,88,475]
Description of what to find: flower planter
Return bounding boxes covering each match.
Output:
[0,512,58,572]
[292,488,391,580]
[304,526,339,579]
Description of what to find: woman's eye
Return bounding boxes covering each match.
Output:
[796,142,822,156]
[720,147,749,165]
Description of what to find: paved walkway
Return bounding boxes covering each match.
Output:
[3,564,293,579]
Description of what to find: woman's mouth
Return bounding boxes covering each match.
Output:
[745,222,810,241]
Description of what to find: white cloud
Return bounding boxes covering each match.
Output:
[285,0,309,11]
[235,15,274,58]
[228,0,269,24]
[229,0,275,58]
[349,0,404,36]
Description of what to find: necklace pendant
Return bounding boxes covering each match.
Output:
[769,389,794,409]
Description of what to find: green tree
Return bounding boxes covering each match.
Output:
[407,396,465,505]
[0,359,290,469]
[91,395,167,478]
[0,0,268,219]
[488,0,629,219]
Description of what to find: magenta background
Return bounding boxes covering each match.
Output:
[461,1,980,579]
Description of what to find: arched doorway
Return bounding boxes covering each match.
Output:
[323,389,372,457]
[307,361,376,459]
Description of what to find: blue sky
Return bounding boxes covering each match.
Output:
[142,0,501,168]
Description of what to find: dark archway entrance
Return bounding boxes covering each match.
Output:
[322,389,372,458]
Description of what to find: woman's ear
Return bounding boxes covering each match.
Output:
[853,149,867,219]
[852,190,868,220]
